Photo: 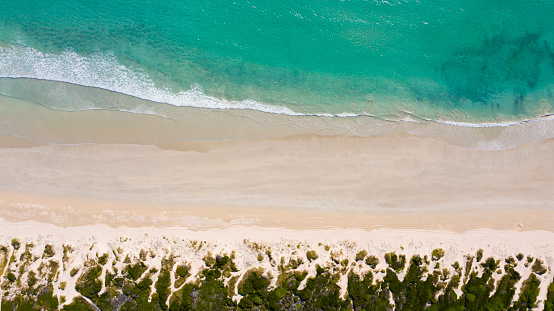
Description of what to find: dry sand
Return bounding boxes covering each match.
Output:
[1,128,553,308]
[0,132,552,232]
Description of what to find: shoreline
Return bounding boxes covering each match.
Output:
[2,80,554,150]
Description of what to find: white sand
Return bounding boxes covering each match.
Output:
[1,220,553,308]
[0,134,553,232]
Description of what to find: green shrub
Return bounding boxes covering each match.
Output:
[69,267,79,277]
[125,262,147,280]
[432,248,445,261]
[43,244,55,258]
[384,252,406,272]
[531,259,547,275]
[476,249,484,262]
[98,253,108,265]
[355,250,368,262]
[513,274,541,310]
[154,268,171,309]
[176,265,189,278]
[545,281,554,311]
[7,272,16,282]
[306,250,318,262]
[365,255,379,269]
[11,239,20,250]
[480,257,499,272]
[75,265,102,299]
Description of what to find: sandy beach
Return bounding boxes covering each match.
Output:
[0,129,552,232]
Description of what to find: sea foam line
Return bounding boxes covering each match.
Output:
[0,45,303,116]
[1,44,553,128]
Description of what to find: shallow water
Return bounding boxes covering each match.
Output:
[1,0,553,123]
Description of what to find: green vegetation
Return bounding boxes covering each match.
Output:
[513,273,541,310]
[299,266,351,310]
[545,281,554,311]
[43,244,55,258]
[69,267,79,277]
[238,269,271,308]
[7,272,16,282]
[531,258,547,275]
[384,252,406,272]
[11,238,20,250]
[365,255,379,269]
[98,253,109,265]
[75,264,103,299]
[432,248,445,261]
[306,250,318,262]
[176,265,189,278]
[125,261,147,280]
[355,250,367,262]
[385,255,439,310]
[1,241,554,311]
[348,270,391,309]
[476,249,484,262]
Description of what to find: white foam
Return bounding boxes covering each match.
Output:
[0,45,301,115]
[0,44,553,129]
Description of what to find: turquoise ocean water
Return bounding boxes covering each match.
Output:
[0,0,554,126]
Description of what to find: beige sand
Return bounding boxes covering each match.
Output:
[0,133,552,232]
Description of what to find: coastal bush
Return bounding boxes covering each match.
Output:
[75,265,103,299]
[505,256,516,266]
[4,242,554,311]
[355,250,367,262]
[213,255,237,273]
[476,249,484,262]
[194,269,234,310]
[298,265,351,310]
[175,264,189,278]
[155,268,172,310]
[480,257,500,272]
[69,267,79,277]
[432,248,445,261]
[238,269,270,309]
[545,280,554,311]
[63,297,97,310]
[125,262,147,280]
[306,250,318,262]
[98,253,109,265]
[531,258,547,275]
[513,273,541,310]
[28,270,37,287]
[11,238,20,250]
[461,270,495,310]
[7,272,16,282]
[384,255,440,310]
[43,244,55,258]
[348,271,391,310]
[384,252,406,272]
[486,266,520,310]
[365,255,379,269]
